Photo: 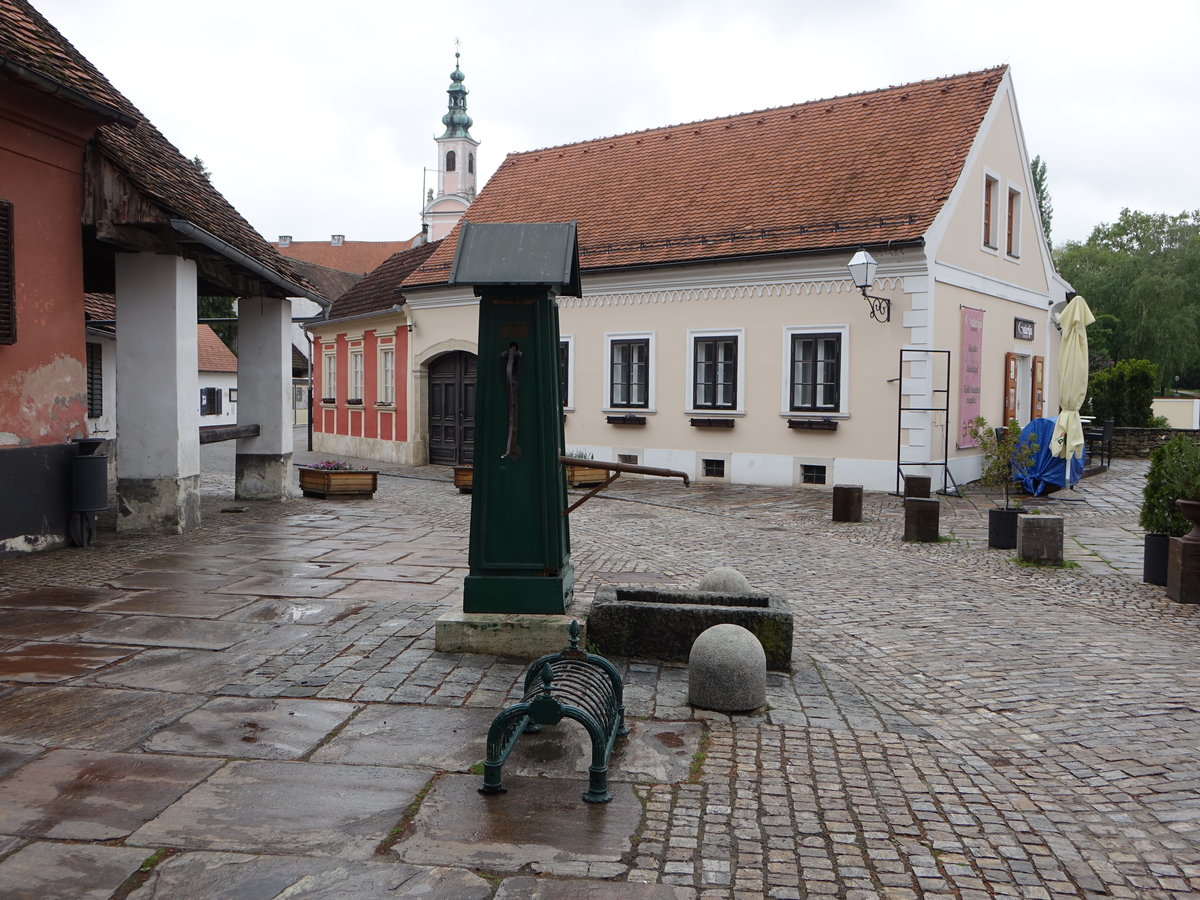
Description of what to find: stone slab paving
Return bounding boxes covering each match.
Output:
[2,454,1200,897]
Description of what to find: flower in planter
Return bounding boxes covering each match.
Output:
[306,460,369,471]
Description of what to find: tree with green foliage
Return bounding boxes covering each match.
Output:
[1030,155,1053,246]
[199,296,236,352]
[1055,209,1200,391]
[1086,358,1157,426]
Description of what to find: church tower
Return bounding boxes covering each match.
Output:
[421,52,478,242]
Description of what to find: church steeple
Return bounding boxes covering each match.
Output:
[440,52,473,140]
[422,49,480,242]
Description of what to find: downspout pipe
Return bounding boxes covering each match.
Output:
[169,219,331,311]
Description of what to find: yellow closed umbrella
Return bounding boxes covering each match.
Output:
[1051,295,1096,474]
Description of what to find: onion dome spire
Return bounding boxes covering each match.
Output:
[440,51,473,139]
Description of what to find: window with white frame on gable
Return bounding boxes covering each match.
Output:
[348,350,364,404]
[790,332,842,413]
[692,334,738,410]
[610,338,649,408]
[379,347,395,405]
[1006,187,1022,258]
[983,174,999,249]
[322,352,336,402]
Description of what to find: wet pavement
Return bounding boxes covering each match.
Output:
[1,438,1199,898]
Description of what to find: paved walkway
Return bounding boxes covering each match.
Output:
[1,445,1198,899]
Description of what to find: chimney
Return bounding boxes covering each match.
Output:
[331,234,345,246]
[278,235,291,247]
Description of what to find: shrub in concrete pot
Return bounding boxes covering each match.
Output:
[1140,435,1200,584]
[968,416,1038,549]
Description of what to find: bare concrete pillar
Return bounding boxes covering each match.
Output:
[903,497,939,542]
[235,296,293,499]
[832,485,863,522]
[114,253,200,533]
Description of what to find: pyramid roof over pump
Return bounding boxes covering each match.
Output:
[405,66,1006,288]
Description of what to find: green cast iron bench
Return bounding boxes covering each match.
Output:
[479,621,627,803]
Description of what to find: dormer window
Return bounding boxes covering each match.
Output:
[446,150,456,172]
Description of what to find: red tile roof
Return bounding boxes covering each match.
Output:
[405,67,1005,288]
[1,0,319,300]
[276,239,421,276]
[197,324,237,373]
[325,240,442,322]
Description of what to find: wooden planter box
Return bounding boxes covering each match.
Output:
[567,465,610,487]
[453,465,474,494]
[298,467,378,499]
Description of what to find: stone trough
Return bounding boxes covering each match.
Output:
[588,584,793,671]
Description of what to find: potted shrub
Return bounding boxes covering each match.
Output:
[563,449,610,487]
[1140,434,1200,585]
[297,460,378,499]
[968,416,1038,549]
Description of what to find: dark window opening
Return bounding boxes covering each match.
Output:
[446,150,456,172]
[618,453,638,465]
[0,198,13,344]
[559,340,570,407]
[802,464,827,484]
[86,343,103,418]
[200,386,223,416]
[693,336,737,409]
[610,339,649,408]
[702,458,726,478]
[791,333,841,412]
[468,152,475,174]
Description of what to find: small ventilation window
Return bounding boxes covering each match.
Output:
[702,459,725,478]
[618,454,638,465]
[802,464,827,485]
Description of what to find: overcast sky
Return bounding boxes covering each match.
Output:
[33,0,1200,248]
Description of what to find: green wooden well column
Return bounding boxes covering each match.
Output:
[450,222,581,615]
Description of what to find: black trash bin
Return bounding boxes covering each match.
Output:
[70,437,108,546]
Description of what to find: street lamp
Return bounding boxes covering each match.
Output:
[846,250,891,323]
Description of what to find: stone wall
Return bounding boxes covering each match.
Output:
[1112,428,1200,459]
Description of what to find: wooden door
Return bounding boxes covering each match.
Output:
[428,351,477,465]
[1003,352,1019,424]
[1031,355,1045,419]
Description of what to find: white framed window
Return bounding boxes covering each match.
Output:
[781,324,849,416]
[1006,186,1022,258]
[378,347,395,405]
[559,334,575,410]
[322,352,336,402]
[348,349,364,403]
[686,328,744,414]
[604,331,655,411]
[982,172,1000,250]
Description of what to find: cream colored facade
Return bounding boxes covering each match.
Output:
[325,70,1072,492]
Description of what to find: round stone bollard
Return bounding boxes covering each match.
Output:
[689,624,767,713]
[903,497,940,542]
[697,567,752,594]
[832,484,863,523]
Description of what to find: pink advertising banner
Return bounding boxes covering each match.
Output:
[958,306,985,448]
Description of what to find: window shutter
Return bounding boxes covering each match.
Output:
[0,199,14,344]
[86,343,103,417]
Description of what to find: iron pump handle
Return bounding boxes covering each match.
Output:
[501,343,523,461]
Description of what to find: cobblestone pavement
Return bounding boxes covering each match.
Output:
[2,445,1199,899]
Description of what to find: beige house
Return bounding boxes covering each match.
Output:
[313,65,1071,492]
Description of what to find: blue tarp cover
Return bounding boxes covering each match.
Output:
[1014,417,1084,495]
